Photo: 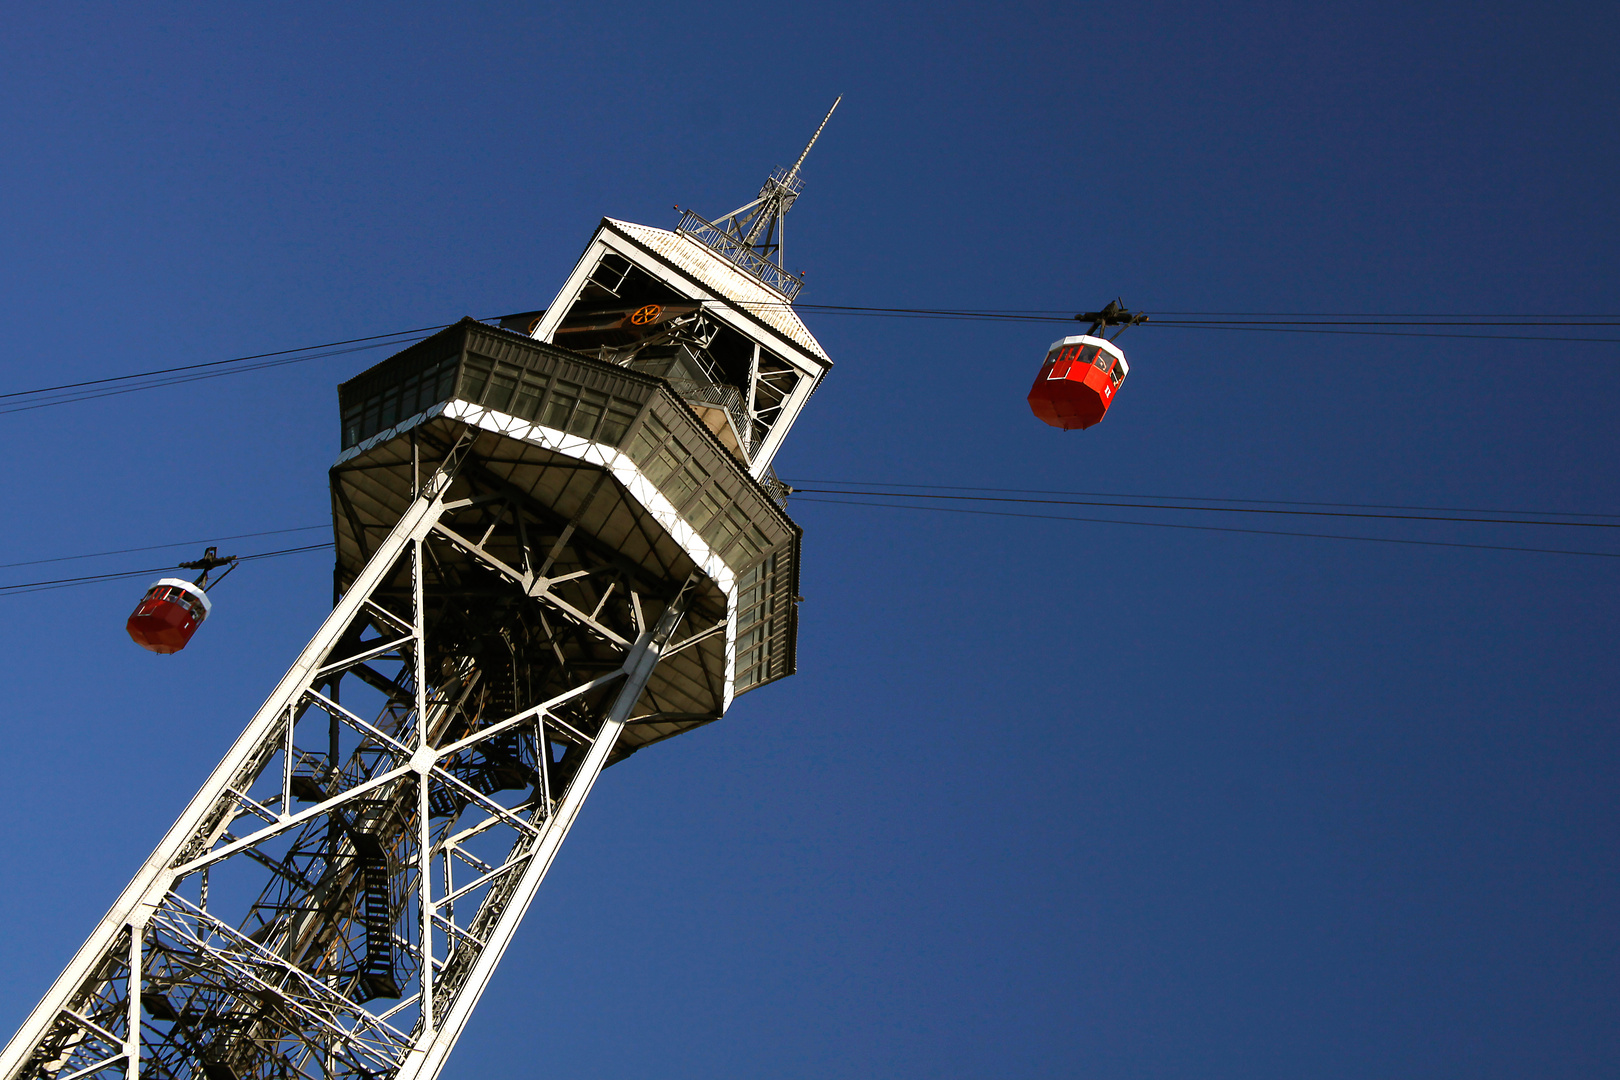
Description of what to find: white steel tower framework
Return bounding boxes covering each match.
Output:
[0,110,835,1080]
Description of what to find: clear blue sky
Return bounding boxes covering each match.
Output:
[2,3,1617,1078]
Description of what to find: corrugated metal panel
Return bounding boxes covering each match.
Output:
[330,323,805,757]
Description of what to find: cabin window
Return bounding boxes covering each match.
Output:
[598,404,637,446]
[542,382,580,428]
[1048,345,1084,378]
[398,374,421,416]
[459,357,492,402]
[645,439,686,486]
[738,572,766,611]
[665,462,705,508]
[513,378,544,420]
[629,413,669,461]
[1110,362,1125,387]
[486,372,517,412]
[568,390,607,438]
[688,490,725,530]
[710,507,744,553]
[1093,349,1114,372]
[342,403,363,447]
[153,586,203,620]
[734,525,771,563]
[435,360,458,400]
[1077,345,1101,367]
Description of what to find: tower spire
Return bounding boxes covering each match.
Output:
[761,94,841,230]
[683,97,840,300]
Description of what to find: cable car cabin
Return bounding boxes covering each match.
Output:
[1027,335,1129,431]
[127,577,212,654]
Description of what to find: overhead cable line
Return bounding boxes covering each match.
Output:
[1146,311,1620,318]
[786,302,1620,325]
[6,486,1616,585]
[0,543,332,597]
[0,325,459,404]
[6,304,1616,417]
[1147,324,1620,344]
[1,337,433,416]
[783,479,1620,521]
[780,304,1620,342]
[782,302,1620,321]
[6,476,1617,597]
[0,525,329,571]
[0,313,528,416]
[791,497,1620,560]
[785,486,1620,529]
[1152,319,1620,326]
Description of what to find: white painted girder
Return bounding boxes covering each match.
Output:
[0,434,700,1080]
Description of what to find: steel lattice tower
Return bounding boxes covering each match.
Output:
[0,108,837,1080]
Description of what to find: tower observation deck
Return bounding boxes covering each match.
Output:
[0,106,837,1080]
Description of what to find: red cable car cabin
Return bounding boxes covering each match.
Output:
[1027,334,1130,430]
[127,577,213,654]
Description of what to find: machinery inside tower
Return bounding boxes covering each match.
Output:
[541,252,804,463]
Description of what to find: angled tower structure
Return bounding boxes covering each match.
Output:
[1,104,837,1080]
[522,95,839,476]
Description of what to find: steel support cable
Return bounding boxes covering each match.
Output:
[787,488,1620,529]
[0,325,459,402]
[791,497,1620,560]
[0,339,430,417]
[1145,324,1620,343]
[5,305,1617,416]
[0,525,331,571]
[1153,319,1620,326]
[12,306,1620,411]
[792,312,1620,342]
[1146,311,1620,317]
[781,479,1620,521]
[8,484,1617,584]
[0,543,332,596]
[680,299,1620,342]
[0,312,534,414]
[8,475,1620,596]
[785,303,1620,323]
[762,301,1620,338]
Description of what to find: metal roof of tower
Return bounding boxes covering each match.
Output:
[670,97,841,305]
[532,109,841,479]
[604,217,831,362]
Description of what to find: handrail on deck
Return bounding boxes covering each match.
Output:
[676,211,804,302]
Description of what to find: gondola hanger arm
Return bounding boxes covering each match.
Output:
[1075,299,1149,340]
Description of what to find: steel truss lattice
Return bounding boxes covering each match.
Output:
[1,435,707,1080]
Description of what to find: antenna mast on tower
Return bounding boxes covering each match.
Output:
[677,97,840,301]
